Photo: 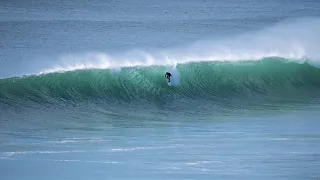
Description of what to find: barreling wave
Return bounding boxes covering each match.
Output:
[1,58,320,111]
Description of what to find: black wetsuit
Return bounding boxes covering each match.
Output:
[165,72,172,82]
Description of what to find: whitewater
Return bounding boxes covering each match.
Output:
[1,0,320,179]
[5,17,320,77]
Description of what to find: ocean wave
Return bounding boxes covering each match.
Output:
[1,58,320,110]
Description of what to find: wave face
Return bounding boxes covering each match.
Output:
[1,58,320,113]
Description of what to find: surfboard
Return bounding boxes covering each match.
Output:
[167,81,172,86]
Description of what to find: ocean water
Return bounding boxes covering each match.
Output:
[1,0,320,179]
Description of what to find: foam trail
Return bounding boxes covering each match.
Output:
[111,67,122,76]
[167,65,181,86]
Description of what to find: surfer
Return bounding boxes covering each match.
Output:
[165,72,172,82]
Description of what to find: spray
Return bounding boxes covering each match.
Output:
[167,64,180,86]
[111,67,121,76]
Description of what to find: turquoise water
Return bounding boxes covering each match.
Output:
[1,0,320,179]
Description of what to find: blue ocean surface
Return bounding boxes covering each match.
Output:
[1,0,320,179]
